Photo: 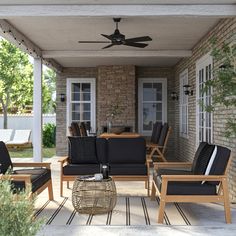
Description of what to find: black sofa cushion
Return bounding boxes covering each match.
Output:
[109,164,147,175]
[0,141,13,174]
[96,138,108,164]
[107,137,146,164]
[63,164,100,175]
[12,168,51,193]
[153,169,216,195]
[68,136,98,164]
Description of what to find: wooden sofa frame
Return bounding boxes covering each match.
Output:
[150,159,232,224]
[58,156,150,197]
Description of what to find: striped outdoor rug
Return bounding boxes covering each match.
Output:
[35,196,195,226]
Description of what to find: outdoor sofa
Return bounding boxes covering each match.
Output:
[59,136,148,196]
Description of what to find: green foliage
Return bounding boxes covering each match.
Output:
[43,123,56,148]
[0,178,44,236]
[202,34,236,138]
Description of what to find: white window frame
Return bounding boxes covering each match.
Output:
[66,78,96,134]
[138,78,167,136]
[179,69,189,138]
[196,53,213,145]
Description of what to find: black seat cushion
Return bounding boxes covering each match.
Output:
[153,169,216,195]
[107,137,146,164]
[68,136,98,164]
[12,168,51,193]
[158,123,169,147]
[110,164,147,175]
[63,164,100,175]
[0,141,13,174]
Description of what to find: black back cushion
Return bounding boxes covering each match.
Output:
[192,143,215,175]
[191,142,208,172]
[68,136,98,164]
[150,122,158,143]
[209,145,231,175]
[151,122,162,144]
[0,141,13,174]
[107,137,146,164]
[80,122,88,137]
[158,123,169,146]
[96,138,107,164]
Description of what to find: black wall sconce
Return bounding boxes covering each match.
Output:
[183,85,193,96]
[170,92,178,100]
[60,93,66,102]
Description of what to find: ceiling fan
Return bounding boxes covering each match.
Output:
[78,18,152,49]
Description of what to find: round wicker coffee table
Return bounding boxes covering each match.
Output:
[72,176,117,214]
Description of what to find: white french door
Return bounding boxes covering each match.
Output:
[138,78,167,136]
[196,53,213,144]
[67,78,96,133]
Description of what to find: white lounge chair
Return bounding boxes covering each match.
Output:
[6,130,32,149]
[0,129,13,143]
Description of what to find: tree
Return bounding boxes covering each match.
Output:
[0,38,57,129]
[0,38,30,128]
[202,34,236,137]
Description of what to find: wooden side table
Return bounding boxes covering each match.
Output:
[72,176,117,214]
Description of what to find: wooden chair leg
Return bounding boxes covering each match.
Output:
[150,181,156,200]
[48,180,54,200]
[145,180,147,189]
[158,199,166,224]
[67,181,69,189]
[60,178,63,197]
[147,179,150,197]
[222,178,231,223]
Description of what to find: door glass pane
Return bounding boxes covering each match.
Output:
[72,112,80,120]
[143,83,153,101]
[153,83,162,101]
[143,103,153,131]
[82,83,90,92]
[72,83,80,92]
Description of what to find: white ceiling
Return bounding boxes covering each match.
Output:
[1,0,236,5]
[6,16,220,67]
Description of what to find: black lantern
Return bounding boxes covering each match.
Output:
[183,85,193,96]
[60,93,66,102]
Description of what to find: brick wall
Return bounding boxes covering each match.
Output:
[174,18,236,201]
[97,65,136,133]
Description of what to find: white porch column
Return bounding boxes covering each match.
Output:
[33,58,43,162]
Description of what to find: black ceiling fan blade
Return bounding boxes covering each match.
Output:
[79,40,110,43]
[125,36,152,43]
[101,34,113,40]
[102,44,114,49]
[124,42,148,48]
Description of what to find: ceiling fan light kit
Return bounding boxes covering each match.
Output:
[79,18,152,49]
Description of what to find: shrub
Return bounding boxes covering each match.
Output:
[43,123,56,148]
[0,178,44,236]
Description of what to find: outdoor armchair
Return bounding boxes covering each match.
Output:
[0,141,53,200]
[150,142,231,224]
[6,129,32,149]
[0,129,13,143]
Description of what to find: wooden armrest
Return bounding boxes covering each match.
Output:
[0,174,32,185]
[12,162,51,168]
[162,174,225,182]
[147,143,164,148]
[58,156,69,163]
[154,162,192,169]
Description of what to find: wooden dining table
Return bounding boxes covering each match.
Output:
[99,132,141,139]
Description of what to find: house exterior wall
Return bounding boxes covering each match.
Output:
[174,18,236,201]
[97,65,136,133]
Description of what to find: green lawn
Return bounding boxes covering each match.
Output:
[9,148,55,158]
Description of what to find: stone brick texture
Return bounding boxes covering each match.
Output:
[56,18,236,200]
